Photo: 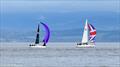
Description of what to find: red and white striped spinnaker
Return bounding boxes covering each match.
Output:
[88,24,96,42]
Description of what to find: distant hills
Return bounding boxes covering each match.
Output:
[0,12,119,42]
[0,29,119,42]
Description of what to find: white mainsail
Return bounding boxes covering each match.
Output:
[81,19,88,43]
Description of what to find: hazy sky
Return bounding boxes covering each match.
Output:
[0,0,120,42]
[1,0,119,13]
[1,0,119,29]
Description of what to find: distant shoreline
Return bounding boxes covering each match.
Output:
[0,42,120,43]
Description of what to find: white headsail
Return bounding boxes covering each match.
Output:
[81,19,88,43]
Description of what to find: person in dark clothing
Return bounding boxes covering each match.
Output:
[77,43,82,45]
[43,42,46,46]
[29,44,35,46]
[42,40,46,46]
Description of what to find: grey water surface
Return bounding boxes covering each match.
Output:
[0,42,120,67]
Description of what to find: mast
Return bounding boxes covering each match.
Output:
[81,19,88,43]
[35,24,40,44]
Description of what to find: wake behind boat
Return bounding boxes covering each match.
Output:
[29,22,50,48]
[77,19,96,48]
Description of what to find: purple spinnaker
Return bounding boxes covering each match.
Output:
[40,22,50,44]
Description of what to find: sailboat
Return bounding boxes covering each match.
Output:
[77,19,96,47]
[29,22,50,48]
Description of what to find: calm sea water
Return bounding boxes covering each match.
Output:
[0,42,120,67]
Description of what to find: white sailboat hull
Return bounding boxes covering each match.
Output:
[29,43,46,48]
[77,45,95,48]
[30,45,46,48]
